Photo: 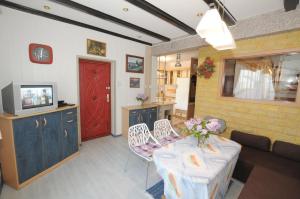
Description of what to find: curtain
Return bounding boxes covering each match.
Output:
[233,59,275,100]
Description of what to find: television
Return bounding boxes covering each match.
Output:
[1,82,58,116]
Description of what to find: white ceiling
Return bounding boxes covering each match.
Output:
[5,0,287,45]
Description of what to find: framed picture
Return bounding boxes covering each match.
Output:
[87,39,106,57]
[29,43,53,64]
[126,54,144,73]
[130,78,140,88]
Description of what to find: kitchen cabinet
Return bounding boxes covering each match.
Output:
[0,106,79,189]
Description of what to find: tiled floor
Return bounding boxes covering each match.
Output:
[1,136,243,199]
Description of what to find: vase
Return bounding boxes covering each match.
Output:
[197,136,207,148]
[140,101,144,106]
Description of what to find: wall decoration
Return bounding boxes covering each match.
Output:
[130,77,140,88]
[87,39,106,57]
[126,54,144,73]
[29,43,53,64]
[197,57,215,79]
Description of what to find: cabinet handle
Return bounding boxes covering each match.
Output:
[35,120,39,128]
[64,130,68,137]
[66,112,73,115]
[106,94,110,103]
[67,120,74,123]
[43,117,47,126]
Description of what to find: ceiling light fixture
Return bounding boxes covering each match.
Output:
[122,8,129,12]
[175,53,182,67]
[196,2,236,50]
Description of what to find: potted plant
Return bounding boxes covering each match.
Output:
[136,93,148,106]
[183,118,221,147]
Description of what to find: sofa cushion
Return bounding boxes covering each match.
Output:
[231,130,271,151]
[272,141,300,162]
[238,146,300,179]
[238,166,300,199]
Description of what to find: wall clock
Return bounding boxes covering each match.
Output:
[29,43,53,64]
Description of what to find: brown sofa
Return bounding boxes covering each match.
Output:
[231,130,300,199]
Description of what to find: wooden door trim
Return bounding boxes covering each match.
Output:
[77,56,116,142]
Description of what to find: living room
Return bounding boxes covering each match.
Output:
[0,0,299,199]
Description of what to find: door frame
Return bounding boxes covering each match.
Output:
[76,56,116,144]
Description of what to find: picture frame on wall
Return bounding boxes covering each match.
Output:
[130,77,140,88]
[126,54,144,73]
[87,39,106,57]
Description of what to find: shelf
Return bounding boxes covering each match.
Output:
[156,77,167,79]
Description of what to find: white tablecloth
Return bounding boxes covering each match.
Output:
[153,135,241,199]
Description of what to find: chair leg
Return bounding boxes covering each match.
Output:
[146,161,150,189]
[124,152,131,172]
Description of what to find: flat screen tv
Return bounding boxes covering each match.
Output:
[1,82,58,116]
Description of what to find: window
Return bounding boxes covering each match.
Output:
[222,53,300,102]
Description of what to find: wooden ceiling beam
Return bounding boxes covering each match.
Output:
[50,0,170,41]
[125,0,196,35]
[203,0,236,26]
[284,0,299,11]
[0,1,152,45]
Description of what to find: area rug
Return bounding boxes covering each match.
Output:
[146,180,164,199]
[146,180,234,199]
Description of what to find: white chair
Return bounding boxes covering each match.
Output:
[153,119,181,146]
[124,123,161,188]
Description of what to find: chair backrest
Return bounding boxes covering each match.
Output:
[154,119,178,140]
[128,123,158,148]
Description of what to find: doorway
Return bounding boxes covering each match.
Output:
[79,59,111,141]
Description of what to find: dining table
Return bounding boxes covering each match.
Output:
[153,134,241,199]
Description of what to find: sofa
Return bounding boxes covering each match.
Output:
[230,130,300,199]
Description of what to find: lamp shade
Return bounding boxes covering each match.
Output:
[196,8,236,50]
[205,21,236,50]
[196,8,223,38]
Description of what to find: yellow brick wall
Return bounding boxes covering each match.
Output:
[195,30,300,145]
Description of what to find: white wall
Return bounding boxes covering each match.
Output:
[0,7,147,135]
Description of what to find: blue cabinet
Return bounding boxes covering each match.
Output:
[129,107,157,131]
[13,116,44,183]
[62,108,78,159]
[12,108,79,184]
[42,112,62,169]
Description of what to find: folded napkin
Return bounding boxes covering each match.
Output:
[203,144,220,154]
[183,152,207,170]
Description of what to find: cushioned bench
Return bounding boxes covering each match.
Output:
[231,130,300,199]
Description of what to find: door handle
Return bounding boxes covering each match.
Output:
[67,120,74,123]
[35,120,39,128]
[106,94,110,103]
[64,129,68,137]
[43,117,47,126]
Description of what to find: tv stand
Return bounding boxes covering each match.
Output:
[0,106,80,189]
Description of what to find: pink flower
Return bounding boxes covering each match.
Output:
[184,120,194,130]
[206,121,221,132]
[196,125,202,132]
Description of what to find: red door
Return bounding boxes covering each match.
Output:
[79,59,111,141]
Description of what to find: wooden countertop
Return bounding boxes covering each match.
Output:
[0,105,79,120]
[122,102,175,111]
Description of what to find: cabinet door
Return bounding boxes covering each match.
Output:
[129,110,143,126]
[147,108,157,131]
[13,116,44,183]
[62,117,79,159]
[41,112,62,169]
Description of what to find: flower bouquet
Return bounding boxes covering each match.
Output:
[197,57,215,79]
[136,93,148,105]
[183,118,221,147]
